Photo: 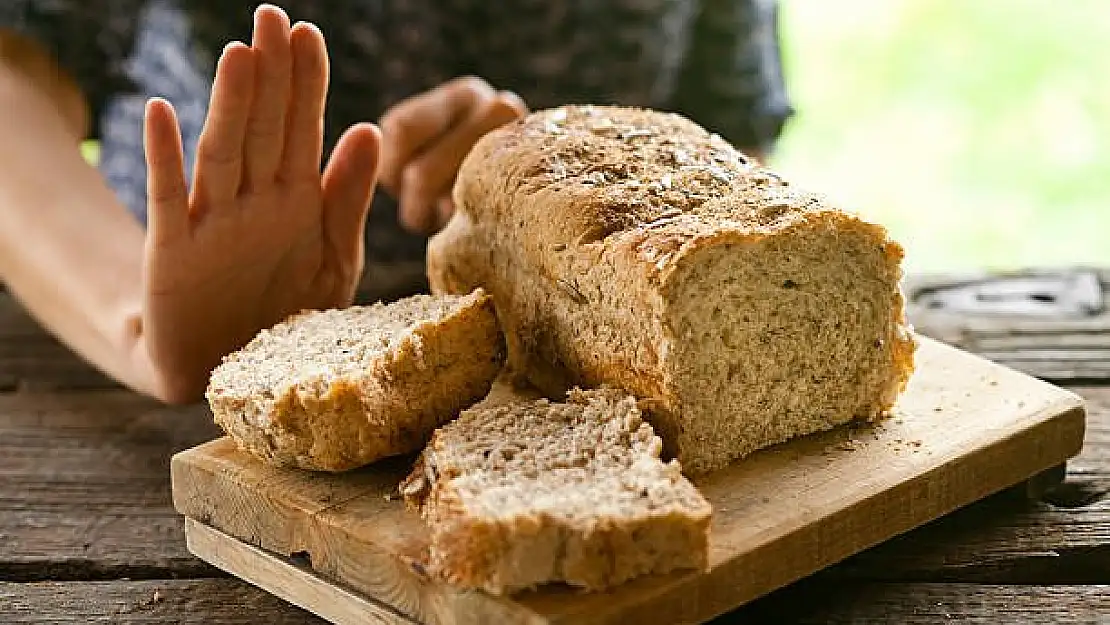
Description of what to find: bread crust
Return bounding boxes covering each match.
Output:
[206,290,505,472]
[428,106,915,473]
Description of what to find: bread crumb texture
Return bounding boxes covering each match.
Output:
[206,289,505,471]
[429,104,916,474]
[402,387,712,595]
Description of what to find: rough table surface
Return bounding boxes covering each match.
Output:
[1,287,1108,624]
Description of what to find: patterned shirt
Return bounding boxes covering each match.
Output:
[1,0,792,294]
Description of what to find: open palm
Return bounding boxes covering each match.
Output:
[140,6,380,398]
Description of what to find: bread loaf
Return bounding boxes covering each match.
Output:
[428,105,915,474]
[401,387,712,594]
[206,289,505,472]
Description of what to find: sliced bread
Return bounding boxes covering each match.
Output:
[401,387,712,595]
[206,289,505,472]
[428,104,916,474]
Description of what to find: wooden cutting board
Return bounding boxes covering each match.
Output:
[171,337,1087,625]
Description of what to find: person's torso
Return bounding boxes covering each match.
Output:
[99,0,701,268]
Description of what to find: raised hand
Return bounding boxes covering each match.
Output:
[140,5,381,400]
[378,77,527,234]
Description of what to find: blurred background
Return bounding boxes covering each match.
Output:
[77,0,1107,275]
[772,0,1108,274]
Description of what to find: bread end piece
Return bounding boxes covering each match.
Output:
[206,289,505,472]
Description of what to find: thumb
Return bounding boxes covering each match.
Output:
[321,122,382,278]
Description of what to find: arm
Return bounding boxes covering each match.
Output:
[0,31,163,397]
[667,0,794,161]
[2,4,514,404]
[1,7,382,404]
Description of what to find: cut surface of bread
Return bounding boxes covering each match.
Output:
[206,289,505,472]
[401,387,712,595]
[428,104,916,474]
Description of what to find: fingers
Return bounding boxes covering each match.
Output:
[398,91,525,234]
[435,197,455,232]
[280,21,329,180]
[243,4,292,187]
[144,98,189,242]
[378,76,498,193]
[321,123,382,275]
[193,42,255,206]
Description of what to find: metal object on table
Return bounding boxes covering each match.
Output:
[906,268,1110,382]
[914,269,1104,318]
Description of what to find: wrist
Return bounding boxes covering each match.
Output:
[124,310,208,404]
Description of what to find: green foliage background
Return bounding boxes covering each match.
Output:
[774,0,1108,272]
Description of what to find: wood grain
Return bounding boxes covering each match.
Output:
[171,338,1087,624]
[732,581,1110,624]
[0,579,323,624]
[4,578,1105,625]
[2,383,1100,618]
[811,385,1110,585]
[183,521,1110,625]
[821,492,1110,585]
[0,391,220,579]
[187,519,417,624]
[1065,386,1110,473]
[0,294,117,391]
[3,275,1107,624]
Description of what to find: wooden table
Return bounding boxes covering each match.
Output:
[2,276,1109,624]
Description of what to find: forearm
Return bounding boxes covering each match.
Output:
[0,49,177,401]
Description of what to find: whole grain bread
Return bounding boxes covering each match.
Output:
[401,387,712,595]
[427,105,916,474]
[206,289,505,472]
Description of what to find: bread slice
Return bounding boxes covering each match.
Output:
[428,105,916,474]
[400,387,712,595]
[206,289,505,472]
